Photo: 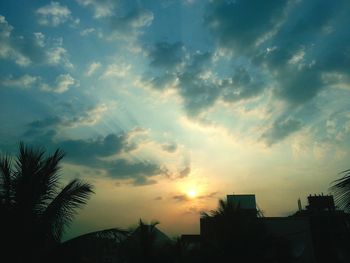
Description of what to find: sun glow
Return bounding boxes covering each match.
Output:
[187,189,197,199]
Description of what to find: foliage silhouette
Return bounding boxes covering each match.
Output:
[50,227,129,263]
[200,198,269,262]
[0,143,94,263]
[330,169,350,211]
[120,219,172,263]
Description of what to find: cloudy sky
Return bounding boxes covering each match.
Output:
[1,0,350,238]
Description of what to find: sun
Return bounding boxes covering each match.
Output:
[187,189,197,199]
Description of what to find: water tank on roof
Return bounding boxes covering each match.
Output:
[227,194,256,210]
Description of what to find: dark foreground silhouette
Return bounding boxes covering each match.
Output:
[330,169,350,211]
[0,143,94,263]
[1,143,350,263]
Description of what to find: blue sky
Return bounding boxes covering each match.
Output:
[1,0,350,238]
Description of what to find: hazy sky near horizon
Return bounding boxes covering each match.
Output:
[1,0,350,239]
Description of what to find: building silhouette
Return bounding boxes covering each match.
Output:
[293,194,350,263]
[193,193,350,263]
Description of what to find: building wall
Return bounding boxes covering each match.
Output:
[263,217,316,263]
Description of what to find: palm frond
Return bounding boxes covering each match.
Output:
[63,227,129,245]
[14,142,46,209]
[0,154,13,206]
[13,143,66,216]
[330,169,350,211]
[200,211,210,219]
[200,198,245,220]
[42,179,94,241]
[35,149,65,214]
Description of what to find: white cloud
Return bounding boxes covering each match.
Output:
[34,32,45,47]
[0,16,73,68]
[0,15,12,38]
[76,0,114,19]
[109,9,154,41]
[85,61,101,76]
[288,49,305,65]
[6,49,30,66]
[80,27,95,36]
[129,10,153,28]
[46,45,73,68]
[101,63,131,79]
[73,103,108,126]
[41,74,78,93]
[0,15,31,66]
[1,74,38,88]
[36,2,72,27]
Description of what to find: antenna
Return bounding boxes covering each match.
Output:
[298,198,302,211]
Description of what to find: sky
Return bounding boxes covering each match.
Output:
[1,0,350,239]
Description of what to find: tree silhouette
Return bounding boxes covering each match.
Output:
[0,143,94,263]
[51,227,129,263]
[200,198,267,262]
[330,169,350,211]
[121,219,175,263]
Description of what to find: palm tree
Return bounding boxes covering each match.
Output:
[330,169,350,211]
[0,143,94,263]
[200,198,267,262]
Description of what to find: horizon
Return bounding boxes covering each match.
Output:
[1,0,349,241]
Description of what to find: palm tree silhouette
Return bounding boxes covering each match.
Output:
[330,169,350,211]
[0,143,94,263]
[200,198,266,262]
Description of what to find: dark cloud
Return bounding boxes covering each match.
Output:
[25,103,107,134]
[134,0,350,147]
[28,117,61,130]
[203,0,350,106]
[262,117,303,146]
[144,41,229,117]
[107,159,164,178]
[274,68,323,104]
[174,51,223,116]
[179,166,190,178]
[154,196,162,201]
[172,191,218,203]
[197,191,218,200]
[204,0,287,52]
[148,42,184,69]
[144,40,267,117]
[20,122,168,185]
[161,142,177,153]
[159,0,349,145]
[18,95,183,185]
[221,67,265,102]
[57,135,167,185]
[173,194,188,202]
[256,1,349,105]
[132,176,157,186]
[147,73,177,90]
[163,165,191,180]
[142,42,184,91]
[59,134,126,164]
[178,72,221,116]
[187,51,212,73]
